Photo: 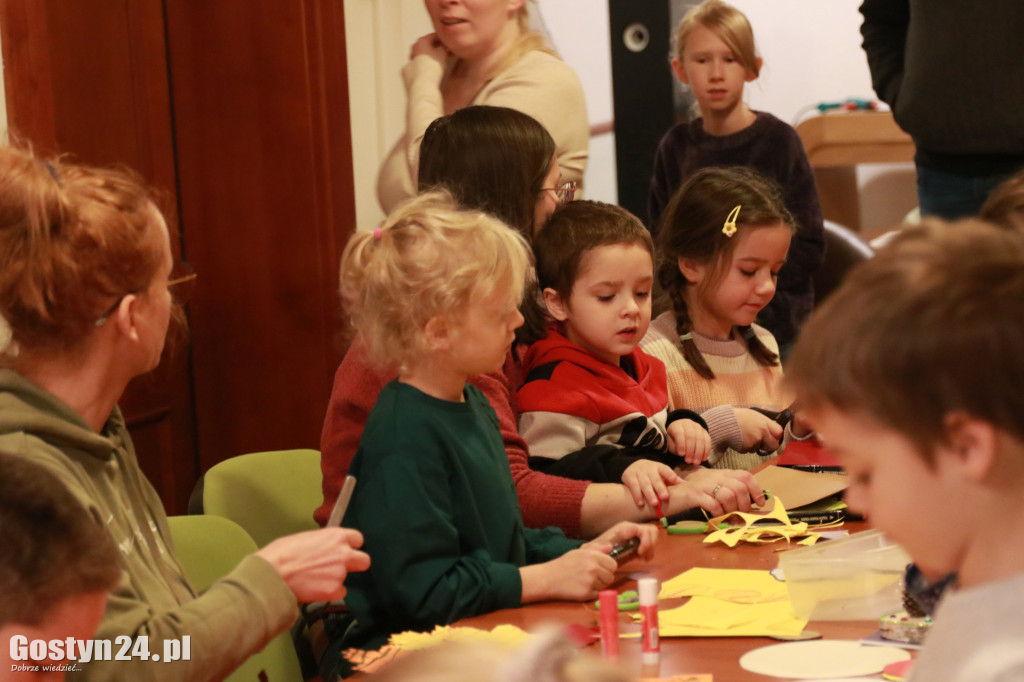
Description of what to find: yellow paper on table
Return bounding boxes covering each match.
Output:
[660,567,790,604]
[390,624,530,649]
[344,624,532,673]
[641,596,807,638]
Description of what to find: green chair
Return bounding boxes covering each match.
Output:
[167,515,304,682]
[191,448,322,548]
[188,448,340,678]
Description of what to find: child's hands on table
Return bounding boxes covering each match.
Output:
[622,459,681,509]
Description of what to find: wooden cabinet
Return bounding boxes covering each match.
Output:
[1,0,356,514]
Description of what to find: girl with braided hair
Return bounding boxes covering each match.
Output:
[640,166,812,470]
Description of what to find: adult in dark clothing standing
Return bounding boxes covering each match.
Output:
[860,0,1024,219]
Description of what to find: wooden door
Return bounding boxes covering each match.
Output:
[0,0,356,512]
[0,0,197,514]
[163,0,354,472]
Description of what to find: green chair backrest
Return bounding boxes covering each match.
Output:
[167,515,303,682]
[201,449,322,548]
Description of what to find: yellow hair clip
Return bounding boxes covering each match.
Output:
[723,205,741,237]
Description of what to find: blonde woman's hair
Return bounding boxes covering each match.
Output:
[484,3,558,80]
[674,0,760,76]
[339,191,531,373]
[370,628,629,682]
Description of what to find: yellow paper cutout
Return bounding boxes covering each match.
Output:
[344,624,532,673]
[702,496,842,547]
[659,567,789,604]
[390,624,529,650]
[632,596,807,638]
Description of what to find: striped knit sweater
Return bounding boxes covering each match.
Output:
[640,311,789,470]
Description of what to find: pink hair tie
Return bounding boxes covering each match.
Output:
[373,227,382,240]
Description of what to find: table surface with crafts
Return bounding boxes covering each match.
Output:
[455,520,904,681]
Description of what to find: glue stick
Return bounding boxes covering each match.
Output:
[638,577,660,664]
[598,589,620,659]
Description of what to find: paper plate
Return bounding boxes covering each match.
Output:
[739,640,911,679]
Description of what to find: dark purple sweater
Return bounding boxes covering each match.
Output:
[647,111,825,346]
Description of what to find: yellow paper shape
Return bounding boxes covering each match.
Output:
[701,497,839,547]
[638,596,807,638]
[390,624,530,650]
[345,624,532,673]
[659,567,789,604]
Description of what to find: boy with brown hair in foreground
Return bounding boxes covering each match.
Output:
[786,219,1024,681]
[0,453,121,680]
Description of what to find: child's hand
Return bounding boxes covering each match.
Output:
[584,521,658,561]
[667,419,711,465]
[734,407,784,452]
[519,548,617,602]
[622,459,682,509]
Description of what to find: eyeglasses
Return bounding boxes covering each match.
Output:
[540,181,577,205]
[94,261,198,327]
[167,261,198,306]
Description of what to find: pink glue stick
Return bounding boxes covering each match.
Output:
[638,577,660,664]
[598,589,620,659]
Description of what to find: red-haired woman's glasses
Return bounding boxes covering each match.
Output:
[541,181,577,205]
[168,261,197,306]
[94,261,197,327]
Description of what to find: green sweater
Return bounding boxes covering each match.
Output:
[342,381,581,649]
[0,369,297,682]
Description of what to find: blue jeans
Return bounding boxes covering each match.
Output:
[916,166,1009,220]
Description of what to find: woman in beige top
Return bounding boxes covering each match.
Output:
[377,0,589,213]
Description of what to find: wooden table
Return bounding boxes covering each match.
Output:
[457,522,883,681]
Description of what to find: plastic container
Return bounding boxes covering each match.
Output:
[778,529,911,620]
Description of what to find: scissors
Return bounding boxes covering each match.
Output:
[751,403,795,456]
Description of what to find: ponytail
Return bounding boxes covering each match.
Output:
[658,264,716,380]
[740,325,780,367]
